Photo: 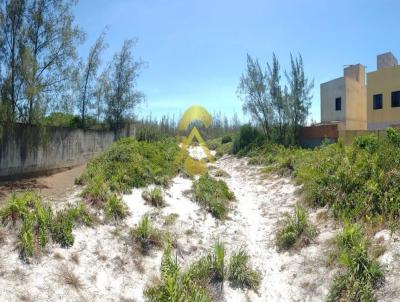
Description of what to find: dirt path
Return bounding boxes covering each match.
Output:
[0,165,86,205]
[0,152,339,301]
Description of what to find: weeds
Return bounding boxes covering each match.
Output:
[142,187,165,207]
[327,223,383,301]
[275,205,316,251]
[164,213,179,226]
[57,265,83,291]
[104,194,129,221]
[192,173,235,219]
[130,215,163,253]
[228,248,261,290]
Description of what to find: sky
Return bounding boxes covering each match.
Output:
[74,0,400,124]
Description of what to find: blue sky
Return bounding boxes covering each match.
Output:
[74,0,400,123]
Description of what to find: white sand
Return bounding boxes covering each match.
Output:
[0,146,376,301]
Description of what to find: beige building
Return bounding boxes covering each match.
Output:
[320,64,367,130]
[321,52,400,130]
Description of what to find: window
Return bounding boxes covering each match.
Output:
[335,97,341,111]
[392,91,400,107]
[373,94,383,110]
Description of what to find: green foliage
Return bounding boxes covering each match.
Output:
[0,192,95,259]
[82,137,181,194]
[327,223,383,302]
[232,124,263,155]
[354,134,379,152]
[145,244,212,302]
[142,187,165,207]
[130,215,163,253]
[228,248,261,290]
[275,205,316,250]
[104,194,129,221]
[136,124,166,142]
[221,135,232,144]
[386,127,400,146]
[192,173,235,219]
[164,213,179,226]
[43,112,80,128]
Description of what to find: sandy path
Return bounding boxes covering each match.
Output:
[0,151,338,301]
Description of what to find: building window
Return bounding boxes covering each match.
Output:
[335,97,341,111]
[373,94,383,110]
[392,91,400,107]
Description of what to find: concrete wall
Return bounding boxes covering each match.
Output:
[367,65,400,130]
[338,129,387,145]
[321,77,346,123]
[299,124,339,148]
[0,124,116,179]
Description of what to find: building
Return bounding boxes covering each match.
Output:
[367,52,400,130]
[320,52,400,130]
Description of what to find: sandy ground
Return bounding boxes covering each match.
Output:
[0,165,86,206]
[0,147,371,301]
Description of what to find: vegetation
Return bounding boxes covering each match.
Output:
[142,187,165,207]
[327,223,383,301]
[79,137,181,194]
[145,241,261,300]
[130,215,164,253]
[237,53,313,145]
[104,194,129,222]
[228,248,261,290]
[275,205,316,251]
[192,174,235,219]
[0,192,94,260]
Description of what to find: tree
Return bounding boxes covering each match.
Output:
[104,39,144,133]
[267,53,285,143]
[237,54,272,137]
[286,54,314,142]
[76,31,107,128]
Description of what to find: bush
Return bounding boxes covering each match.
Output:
[142,187,165,207]
[81,138,181,194]
[192,174,235,219]
[221,135,232,144]
[386,127,400,146]
[354,134,379,152]
[228,248,261,290]
[130,215,163,253]
[232,124,263,155]
[104,194,129,221]
[275,205,316,251]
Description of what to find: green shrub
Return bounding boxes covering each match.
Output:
[354,134,379,152]
[81,173,110,207]
[51,211,74,248]
[192,174,235,219]
[163,213,179,226]
[275,205,316,251]
[327,223,383,302]
[142,187,165,207]
[386,127,400,146]
[228,248,261,290]
[221,135,232,144]
[232,124,263,155]
[104,194,129,221]
[130,215,163,253]
[82,138,181,194]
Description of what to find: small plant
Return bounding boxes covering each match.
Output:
[275,205,316,251]
[81,173,109,207]
[104,194,128,221]
[327,223,383,301]
[164,213,179,226]
[192,173,235,219]
[142,187,165,207]
[57,265,83,291]
[214,169,229,178]
[228,248,261,290]
[211,240,225,282]
[130,215,163,253]
[183,157,208,177]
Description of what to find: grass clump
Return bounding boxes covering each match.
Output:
[142,187,165,207]
[104,194,128,222]
[228,248,261,290]
[221,135,232,144]
[130,215,164,253]
[0,192,94,260]
[164,213,179,226]
[327,223,383,302]
[192,173,235,219]
[275,205,316,251]
[183,157,208,177]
